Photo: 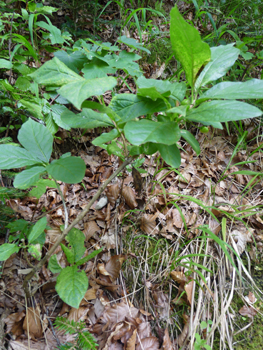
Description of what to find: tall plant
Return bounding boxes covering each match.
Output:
[0,5,262,309]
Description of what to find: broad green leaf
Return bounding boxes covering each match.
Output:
[110,94,167,123]
[48,255,62,273]
[28,244,41,260]
[0,59,12,69]
[18,99,43,120]
[54,50,87,73]
[29,57,83,86]
[124,120,180,146]
[34,6,58,15]
[6,219,29,233]
[61,243,75,264]
[200,79,263,100]
[15,77,31,91]
[117,35,150,54]
[36,18,64,44]
[167,105,188,117]
[137,87,169,103]
[18,119,53,163]
[92,128,119,146]
[107,141,123,157]
[55,265,89,308]
[141,142,159,155]
[0,145,40,169]
[82,101,121,123]
[107,51,142,77]
[45,113,59,135]
[50,104,71,130]
[157,144,181,168]
[186,100,262,123]
[28,216,47,244]
[170,5,210,87]
[0,243,20,261]
[61,108,114,129]
[76,247,103,266]
[46,156,86,183]
[14,166,46,189]
[58,76,117,110]
[137,76,186,101]
[82,58,116,79]
[66,228,86,263]
[29,178,56,198]
[195,44,240,89]
[180,130,201,155]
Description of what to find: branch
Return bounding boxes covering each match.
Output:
[23,157,133,298]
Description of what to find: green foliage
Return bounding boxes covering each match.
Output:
[0,217,48,262]
[54,316,98,350]
[48,227,103,308]
[1,2,263,312]
[0,119,86,187]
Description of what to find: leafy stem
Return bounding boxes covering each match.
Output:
[22,157,133,299]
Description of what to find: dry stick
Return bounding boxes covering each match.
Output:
[23,157,133,298]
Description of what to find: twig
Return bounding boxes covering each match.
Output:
[23,157,133,298]
[55,180,68,229]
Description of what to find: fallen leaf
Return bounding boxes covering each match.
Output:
[23,306,42,339]
[105,254,126,282]
[122,186,138,209]
[162,328,173,350]
[239,305,257,318]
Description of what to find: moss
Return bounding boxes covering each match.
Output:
[141,37,174,65]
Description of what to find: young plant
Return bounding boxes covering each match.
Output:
[194,320,213,350]
[54,316,98,350]
[0,217,48,262]
[48,227,103,308]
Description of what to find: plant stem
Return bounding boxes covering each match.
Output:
[23,157,133,298]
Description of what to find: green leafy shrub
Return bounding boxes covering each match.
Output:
[0,4,262,310]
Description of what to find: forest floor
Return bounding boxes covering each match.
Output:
[1,1,263,350]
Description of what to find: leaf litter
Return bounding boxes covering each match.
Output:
[2,122,263,349]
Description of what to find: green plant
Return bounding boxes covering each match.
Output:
[194,320,213,350]
[48,228,103,308]
[0,4,263,311]
[54,316,98,350]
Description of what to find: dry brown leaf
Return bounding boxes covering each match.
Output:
[170,271,189,284]
[184,281,194,305]
[239,305,257,318]
[5,311,25,336]
[209,217,221,236]
[105,254,126,282]
[177,321,189,347]
[127,329,137,350]
[136,336,159,350]
[231,229,252,254]
[23,306,42,339]
[84,287,98,300]
[247,291,256,304]
[132,167,143,194]
[83,220,100,240]
[106,183,121,205]
[152,290,169,319]
[98,263,111,276]
[169,209,183,229]
[122,186,138,209]
[140,214,158,235]
[162,328,174,350]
